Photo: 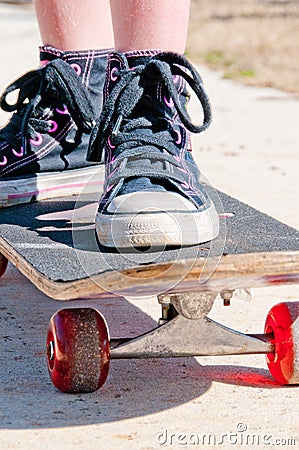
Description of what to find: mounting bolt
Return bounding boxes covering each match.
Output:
[220,290,234,306]
[158,303,178,325]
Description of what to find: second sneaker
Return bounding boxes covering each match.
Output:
[0,46,110,207]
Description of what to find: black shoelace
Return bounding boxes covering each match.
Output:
[88,51,212,168]
[0,59,96,154]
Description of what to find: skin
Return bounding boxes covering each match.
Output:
[33,0,190,53]
[110,0,190,53]
[33,0,114,50]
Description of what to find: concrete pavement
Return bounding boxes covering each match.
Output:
[0,3,298,449]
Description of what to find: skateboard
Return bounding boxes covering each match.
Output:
[0,190,299,393]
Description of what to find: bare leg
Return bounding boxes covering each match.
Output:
[33,0,114,51]
[110,0,190,53]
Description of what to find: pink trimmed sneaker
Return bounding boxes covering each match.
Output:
[0,46,110,207]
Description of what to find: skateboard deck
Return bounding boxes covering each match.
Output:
[1,190,299,392]
[0,190,298,299]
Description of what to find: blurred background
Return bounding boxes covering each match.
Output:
[188,0,299,94]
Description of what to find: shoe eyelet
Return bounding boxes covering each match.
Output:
[107,135,116,149]
[70,63,82,76]
[56,105,69,115]
[0,156,8,166]
[30,133,43,146]
[12,146,24,157]
[48,120,58,133]
[110,67,119,82]
[174,129,182,145]
[164,95,174,108]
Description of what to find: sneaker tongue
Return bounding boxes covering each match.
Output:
[39,46,64,63]
[114,50,169,196]
[125,50,160,68]
[119,177,167,195]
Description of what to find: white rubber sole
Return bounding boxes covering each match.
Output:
[0,166,104,208]
[96,201,219,248]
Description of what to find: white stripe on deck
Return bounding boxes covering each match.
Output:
[14,243,71,250]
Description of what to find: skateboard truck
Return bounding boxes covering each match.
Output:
[110,292,274,359]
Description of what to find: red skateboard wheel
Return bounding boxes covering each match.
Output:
[0,253,8,278]
[265,302,299,385]
[47,308,110,393]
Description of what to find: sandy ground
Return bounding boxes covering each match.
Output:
[0,3,299,450]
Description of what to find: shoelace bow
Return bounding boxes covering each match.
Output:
[88,51,212,164]
[0,59,96,154]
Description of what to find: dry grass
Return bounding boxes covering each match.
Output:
[187,0,299,94]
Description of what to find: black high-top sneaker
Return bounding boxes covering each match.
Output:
[88,50,219,248]
[0,46,110,207]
